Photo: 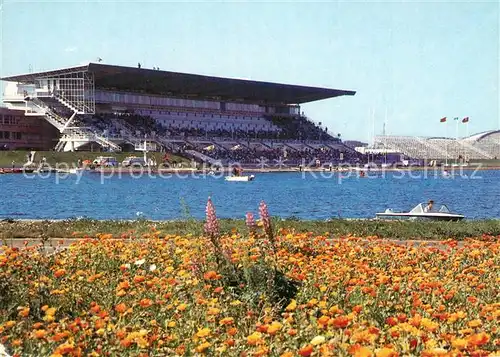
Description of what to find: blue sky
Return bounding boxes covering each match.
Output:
[1,0,498,141]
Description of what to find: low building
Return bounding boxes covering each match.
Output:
[0,107,58,150]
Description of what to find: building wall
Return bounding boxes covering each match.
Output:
[0,107,59,150]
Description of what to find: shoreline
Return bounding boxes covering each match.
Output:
[2,165,500,174]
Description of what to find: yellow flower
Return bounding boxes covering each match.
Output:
[376,347,398,357]
[468,319,482,328]
[219,317,234,325]
[195,342,211,353]
[285,299,297,311]
[196,328,211,338]
[310,335,326,346]
[267,321,282,335]
[247,332,262,345]
[421,318,439,332]
[207,307,220,315]
[451,338,468,350]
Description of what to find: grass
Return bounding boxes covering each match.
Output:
[1,218,499,241]
[0,151,190,168]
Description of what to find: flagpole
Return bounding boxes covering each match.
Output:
[445,120,448,166]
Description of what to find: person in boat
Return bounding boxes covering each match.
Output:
[232,167,242,177]
[424,200,434,213]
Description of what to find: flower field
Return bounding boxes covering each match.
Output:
[0,202,499,356]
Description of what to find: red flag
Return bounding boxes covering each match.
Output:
[462,117,469,123]
[440,117,447,123]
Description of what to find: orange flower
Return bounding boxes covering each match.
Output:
[288,328,298,336]
[54,269,66,278]
[298,344,314,356]
[467,296,478,304]
[348,344,373,357]
[53,342,75,355]
[467,332,490,347]
[227,327,238,336]
[33,329,47,339]
[139,298,153,308]
[220,317,234,325]
[331,316,350,329]
[17,306,30,318]
[117,281,131,290]
[203,271,219,280]
[115,303,127,314]
[318,315,330,326]
[133,275,146,283]
[52,331,70,342]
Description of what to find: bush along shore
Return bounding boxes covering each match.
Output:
[0,199,499,356]
[1,217,500,242]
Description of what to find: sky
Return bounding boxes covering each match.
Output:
[0,0,498,142]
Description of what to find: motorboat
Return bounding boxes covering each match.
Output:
[55,168,85,174]
[0,168,35,174]
[376,203,464,221]
[225,175,255,182]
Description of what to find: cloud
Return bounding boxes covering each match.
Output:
[64,46,78,53]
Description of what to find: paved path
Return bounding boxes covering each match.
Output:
[1,237,469,255]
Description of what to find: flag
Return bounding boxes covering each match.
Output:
[440,117,447,123]
[462,117,469,123]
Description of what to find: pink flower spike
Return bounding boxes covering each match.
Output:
[245,212,256,232]
[204,197,219,237]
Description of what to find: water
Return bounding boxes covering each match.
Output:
[0,169,499,220]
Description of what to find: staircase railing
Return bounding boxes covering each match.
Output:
[53,93,81,113]
[184,149,220,165]
[30,98,66,131]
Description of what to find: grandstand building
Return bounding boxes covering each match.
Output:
[373,132,500,161]
[1,63,357,164]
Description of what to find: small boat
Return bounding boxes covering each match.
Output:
[376,203,464,221]
[225,175,255,182]
[68,168,85,174]
[0,168,34,174]
[56,168,84,174]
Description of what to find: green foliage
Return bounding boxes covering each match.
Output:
[1,218,499,241]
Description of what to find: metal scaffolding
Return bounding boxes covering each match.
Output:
[33,69,95,114]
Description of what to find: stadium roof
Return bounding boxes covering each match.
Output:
[1,63,356,105]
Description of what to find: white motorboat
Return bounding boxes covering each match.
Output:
[225,175,255,182]
[57,168,84,174]
[376,203,464,221]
